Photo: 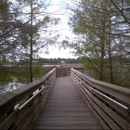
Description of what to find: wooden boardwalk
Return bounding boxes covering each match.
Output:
[33,77,102,130]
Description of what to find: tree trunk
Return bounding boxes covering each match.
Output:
[29,0,33,83]
[100,36,105,81]
[100,43,104,81]
[108,23,114,84]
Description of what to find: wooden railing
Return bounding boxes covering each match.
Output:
[0,68,56,130]
[0,68,129,130]
[71,68,130,130]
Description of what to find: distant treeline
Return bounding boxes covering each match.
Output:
[35,58,79,64]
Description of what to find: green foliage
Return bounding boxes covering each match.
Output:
[33,65,43,78]
[18,98,28,107]
[37,58,79,64]
[0,67,28,85]
[0,70,13,85]
[68,0,130,87]
[0,0,9,19]
[42,67,55,76]
[0,114,7,124]
[0,0,61,84]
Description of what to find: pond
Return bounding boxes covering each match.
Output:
[0,81,27,95]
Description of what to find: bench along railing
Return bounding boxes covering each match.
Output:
[71,68,130,130]
[0,68,56,130]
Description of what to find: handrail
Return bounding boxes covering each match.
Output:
[0,68,56,130]
[89,87,128,110]
[71,68,130,130]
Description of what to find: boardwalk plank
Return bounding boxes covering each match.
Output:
[33,77,102,130]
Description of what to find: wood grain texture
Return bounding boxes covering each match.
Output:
[33,77,102,130]
[71,69,130,130]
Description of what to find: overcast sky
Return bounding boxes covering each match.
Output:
[39,0,76,59]
[10,0,76,59]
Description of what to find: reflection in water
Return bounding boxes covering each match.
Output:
[0,82,26,95]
